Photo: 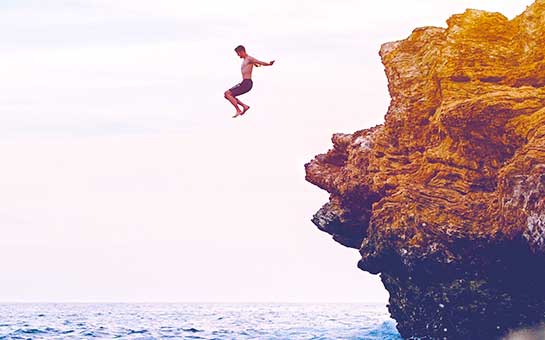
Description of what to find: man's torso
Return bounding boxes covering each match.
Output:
[241,56,253,79]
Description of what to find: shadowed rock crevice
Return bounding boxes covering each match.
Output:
[305,1,545,338]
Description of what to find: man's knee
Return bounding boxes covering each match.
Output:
[224,90,232,98]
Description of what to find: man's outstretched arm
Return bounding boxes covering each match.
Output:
[250,56,275,66]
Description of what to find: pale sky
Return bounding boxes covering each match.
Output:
[0,1,530,302]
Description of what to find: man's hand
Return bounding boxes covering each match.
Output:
[250,56,276,67]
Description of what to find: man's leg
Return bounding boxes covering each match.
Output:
[224,90,242,115]
[235,98,250,115]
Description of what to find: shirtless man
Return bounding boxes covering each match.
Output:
[224,45,275,118]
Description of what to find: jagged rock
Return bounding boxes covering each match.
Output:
[305,1,545,339]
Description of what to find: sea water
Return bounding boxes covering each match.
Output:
[0,303,402,339]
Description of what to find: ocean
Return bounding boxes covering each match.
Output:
[0,303,401,339]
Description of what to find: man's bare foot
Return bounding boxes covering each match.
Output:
[240,105,250,115]
[232,110,243,118]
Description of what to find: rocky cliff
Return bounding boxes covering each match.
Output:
[305,1,545,339]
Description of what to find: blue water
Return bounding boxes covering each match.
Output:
[0,303,401,339]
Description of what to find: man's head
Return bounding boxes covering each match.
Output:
[234,45,247,58]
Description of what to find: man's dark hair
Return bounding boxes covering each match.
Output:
[234,45,245,53]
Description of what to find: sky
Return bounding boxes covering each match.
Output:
[0,0,531,302]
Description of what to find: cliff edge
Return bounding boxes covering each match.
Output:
[305,1,545,339]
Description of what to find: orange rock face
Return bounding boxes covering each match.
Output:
[305,1,545,338]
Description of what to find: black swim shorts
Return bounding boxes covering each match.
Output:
[229,79,253,97]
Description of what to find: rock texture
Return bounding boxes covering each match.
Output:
[305,1,545,339]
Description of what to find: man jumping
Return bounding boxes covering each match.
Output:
[224,45,275,118]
